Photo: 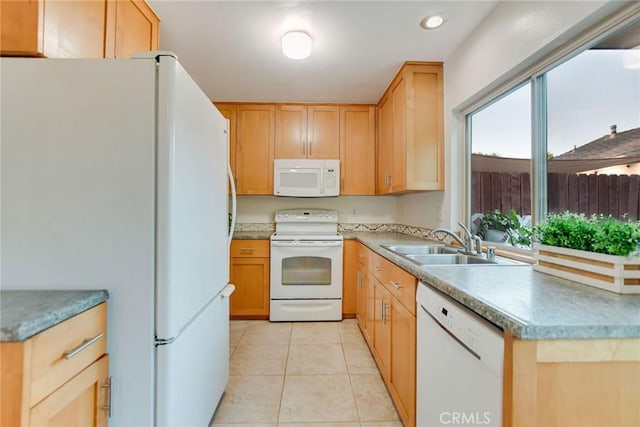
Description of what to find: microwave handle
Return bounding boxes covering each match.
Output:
[320,165,324,195]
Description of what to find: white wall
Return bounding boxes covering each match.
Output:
[236,195,397,224]
[396,0,620,230]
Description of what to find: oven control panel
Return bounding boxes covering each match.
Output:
[275,209,338,223]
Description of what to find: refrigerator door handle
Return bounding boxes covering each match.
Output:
[226,124,236,249]
[220,284,235,298]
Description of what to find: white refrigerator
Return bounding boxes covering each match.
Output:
[1,53,236,426]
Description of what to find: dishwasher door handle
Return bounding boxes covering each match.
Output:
[420,305,481,361]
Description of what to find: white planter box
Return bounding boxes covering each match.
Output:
[533,243,640,294]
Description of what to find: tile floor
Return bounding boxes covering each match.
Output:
[211,319,402,427]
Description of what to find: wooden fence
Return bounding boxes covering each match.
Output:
[471,172,640,221]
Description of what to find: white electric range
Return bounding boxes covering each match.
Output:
[270,209,343,321]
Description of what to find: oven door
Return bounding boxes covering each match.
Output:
[270,240,343,299]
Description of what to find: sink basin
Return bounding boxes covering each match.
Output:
[405,253,496,265]
[382,243,524,266]
[381,244,459,255]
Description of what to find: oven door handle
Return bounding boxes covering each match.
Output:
[271,241,343,247]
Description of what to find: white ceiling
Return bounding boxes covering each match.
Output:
[148,1,498,104]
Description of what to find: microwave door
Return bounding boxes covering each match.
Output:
[276,167,322,197]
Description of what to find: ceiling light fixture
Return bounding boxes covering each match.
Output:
[281,30,312,60]
[420,14,446,30]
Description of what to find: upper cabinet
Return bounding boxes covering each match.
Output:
[376,62,444,194]
[110,0,160,59]
[0,0,159,59]
[214,103,237,182]
[236,104,275,195]
[275,105,340,159]
[340,105,376,195]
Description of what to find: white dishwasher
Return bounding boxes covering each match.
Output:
[416,283,504,427]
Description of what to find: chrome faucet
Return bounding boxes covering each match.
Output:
[430,222,483,256]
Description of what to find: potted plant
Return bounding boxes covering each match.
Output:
[533,212,640,294]
[478,209,532,248]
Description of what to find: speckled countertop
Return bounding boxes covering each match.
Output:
[354,232,640,340]
[233,231,273,240]
[0,290,109,342]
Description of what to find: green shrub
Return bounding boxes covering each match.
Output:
[534,212,640,256]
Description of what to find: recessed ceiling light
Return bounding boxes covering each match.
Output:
[420,14,446,30]
[281,31,312,60]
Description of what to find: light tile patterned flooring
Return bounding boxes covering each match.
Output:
[211,319,402,427]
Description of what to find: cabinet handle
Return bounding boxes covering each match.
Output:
[301,140,306,156]
[240,248,255,253]
[63,333,103,359]
[101,376,113,417]
[357,271,362,288]
[384,302,390,324]
[390,280,402,290]
[375,266,382,272]
[381,300,385,323]
[309,140,312,156]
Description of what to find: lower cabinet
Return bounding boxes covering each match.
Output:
[354,242,417,426]
[372,280,392,381]
[342,240,359,318]
[0,303,110,426]
[230,240,270,319]
[389,297,416,426]
[29,356,110,426]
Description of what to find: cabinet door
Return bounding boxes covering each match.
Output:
[112,0,159,59]
[356,265,373,345]
[230,257,270,317]
[215,103,237,187]
[391,76,407,192]
[389,298,416,427]
[0,0,41,56]
[372,280,391,381]
[307,105,340,159]
[236,105,275,195]
[340,105,375,195]
[377,95,392,194]
[407,64,445,190]
[342,240,358,317]
[29,355,109,427]
[43,0,109,58]
[275,105,307,159]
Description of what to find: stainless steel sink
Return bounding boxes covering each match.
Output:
[381,244,459,255]
[381,243,523,266]
[405,253,495,265]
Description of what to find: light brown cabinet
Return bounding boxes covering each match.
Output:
[504,335,640,427]
[353,242,417,427]
[275,105,340,159]
[0,303,110,426]
[0,0,159,59]
[340,105,376,195]
[389,296,416,426]
[110,0,160,59]
[342,240,359,318]
[230,240,270,319]
[376,62,444,194]
[372,280,392,380]
[235,104,275,195]
[214,103,237,189]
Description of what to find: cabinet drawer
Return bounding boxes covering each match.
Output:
[29,303,107,406]
[231,240,270,257]
[356,243,371,269]
[372,254,417,315]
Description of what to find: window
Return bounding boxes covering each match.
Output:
[466,17,640,250]
[469,84,532,248]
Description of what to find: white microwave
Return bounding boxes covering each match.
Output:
[274,159,340,197]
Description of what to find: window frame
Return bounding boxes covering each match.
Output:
[461,5,640,252]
